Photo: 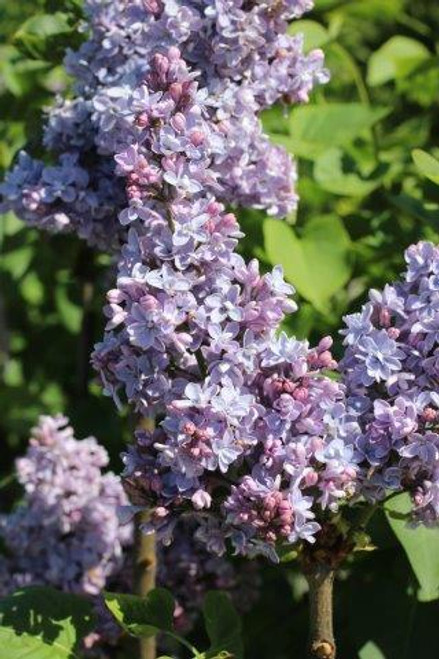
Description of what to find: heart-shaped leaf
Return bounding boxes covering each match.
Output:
[367,37,430,86]
[264,215,352,313]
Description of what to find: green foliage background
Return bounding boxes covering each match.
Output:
[1,0,439,657]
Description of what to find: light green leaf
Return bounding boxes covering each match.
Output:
[20,272,44,306]
[386,493,439,602]
[367,36,430,86]
[359,641,386,659]
[0,586,95,659]
[55,286,81,334]
[0,245,33,279]
[286,104,389,159]
[203,592,243,659]
[263,215,352,313]
[104,589,175,638]
[314,148,384,196]
[288,20,330,52]
[412,149,439,185]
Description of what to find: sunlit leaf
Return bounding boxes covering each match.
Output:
[314,148,385,196]
[264,215,352,313]
[367,36,430,86]
[0,586,95,659]
[359,641,386,659]
[412,149,439,185]
[386,494,439,602]
[285,104,389,159]
[288,20,330,51]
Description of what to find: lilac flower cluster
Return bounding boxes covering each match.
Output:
[92,48,358,561]
[0,0,328,249]
[0,415,259,652]
[340,242,439,525]
[0,414,133,597]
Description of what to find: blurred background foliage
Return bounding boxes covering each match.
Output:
[1,0,439,657]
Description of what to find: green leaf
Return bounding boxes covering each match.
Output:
[359,641,386,659]
[0,245,33,279]
[55,285,82,334]
[263,215,352,313]
[285,104,389,159]
[287,20,330,52]
[44,0,83,18]
[13,13,81,62]
[203,591,243,659]
[386,494,439,602]
[388,194,439,226]
[412,149,439,185]
[367,36,430,86]
[0,586,95,659]
[104,589,175,638]
[313,148,384,196]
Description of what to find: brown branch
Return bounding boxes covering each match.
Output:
[304,564,336,659]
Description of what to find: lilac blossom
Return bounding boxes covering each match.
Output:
[92,49,358,561]
[0,415,133,598]
[340,241,439,525]
[0,415,260,652]
[1,0,328,249]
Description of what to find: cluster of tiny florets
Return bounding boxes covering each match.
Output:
[0,416,259,653]
[0,0,328,249]
[340,242,439,524]
[0,415,133,597]
[91,46,358,561]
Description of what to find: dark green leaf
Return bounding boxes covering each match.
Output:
[104,589,175,638]
[203,591,243,659]
[13,13,81,62]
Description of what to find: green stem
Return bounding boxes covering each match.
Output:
[135,513,157,659]
[164,631,202,658]
[329,42,380,163]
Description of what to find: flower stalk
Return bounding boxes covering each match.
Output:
[135,513,157,659]
[305,564,336,659]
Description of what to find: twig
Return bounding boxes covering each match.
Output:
[304,564,336,659]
